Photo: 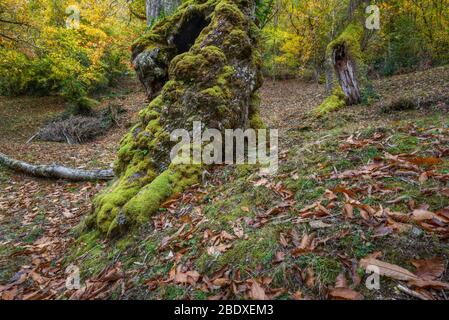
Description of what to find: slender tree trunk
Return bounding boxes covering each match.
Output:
[325,8,337,95]
[145,0,181,25]
[324,55,335,95]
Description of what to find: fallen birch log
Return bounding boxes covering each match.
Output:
[0,152,114,181]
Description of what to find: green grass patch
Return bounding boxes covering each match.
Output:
[296,253,342,286]
[197,226,279,274]
[387,133,419,154]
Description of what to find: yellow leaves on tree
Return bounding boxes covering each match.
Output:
[0,0,145,109]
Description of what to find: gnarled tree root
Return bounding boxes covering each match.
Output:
[89,0,264,236]
[0,152,114,181]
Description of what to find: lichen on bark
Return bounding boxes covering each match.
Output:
[88,0,263,236]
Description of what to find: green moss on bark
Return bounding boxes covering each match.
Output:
[122,163,201,226]
[326,24,364,63]
[314,87,346,117]
[316,23,373,116]
[89,0,264,237]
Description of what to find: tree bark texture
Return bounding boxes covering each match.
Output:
[332,43,361,105]
[90,0,263,236]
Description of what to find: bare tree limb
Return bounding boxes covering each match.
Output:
[396,285,430,300]
[0,152,114,181]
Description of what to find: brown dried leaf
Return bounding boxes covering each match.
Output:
[274,251,285,263]
[279,233,288,247]
[207,243,232,255]
[1,287,18,300]
[328,287,364,300]
[408,278,449,290]
[316,203,331,215]
[359,258,418,281]
[335,272,348,288]
[292,233,316,257]
[419,172,428,183]
[309,220,332,229]
[174,270,200,285]
[411,257,445,280]
[292,290,303,300]
[408,157,443,167]
[412,209,438,222]
[304,268,315,288]
[248,279,268,300]
[333,186,357,198]
[387,210,412,223]
[436,207,449,222]
[344,203,354,219]
[212,278,230,287]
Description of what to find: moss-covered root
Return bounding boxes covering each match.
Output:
[92,163,201,237]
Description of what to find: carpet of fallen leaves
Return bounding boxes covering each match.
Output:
[1,67,448,300]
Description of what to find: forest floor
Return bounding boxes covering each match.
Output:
[0,66,448,300]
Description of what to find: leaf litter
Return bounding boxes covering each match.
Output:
[1,69,449,300]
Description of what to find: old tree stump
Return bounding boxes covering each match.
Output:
[317,24,366,116]
[87,0,264,236]
[332,41,361,105]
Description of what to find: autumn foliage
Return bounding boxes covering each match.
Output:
[0,0,145,113]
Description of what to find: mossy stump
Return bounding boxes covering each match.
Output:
[331,35,362,105]
[88,0,264,236]
[315,24,370,116]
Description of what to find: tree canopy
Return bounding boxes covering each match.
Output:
[0,0,145,112]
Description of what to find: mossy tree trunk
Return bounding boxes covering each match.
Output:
[315,24,367,116]
[88,0,263,236]
[320,0,371,113]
